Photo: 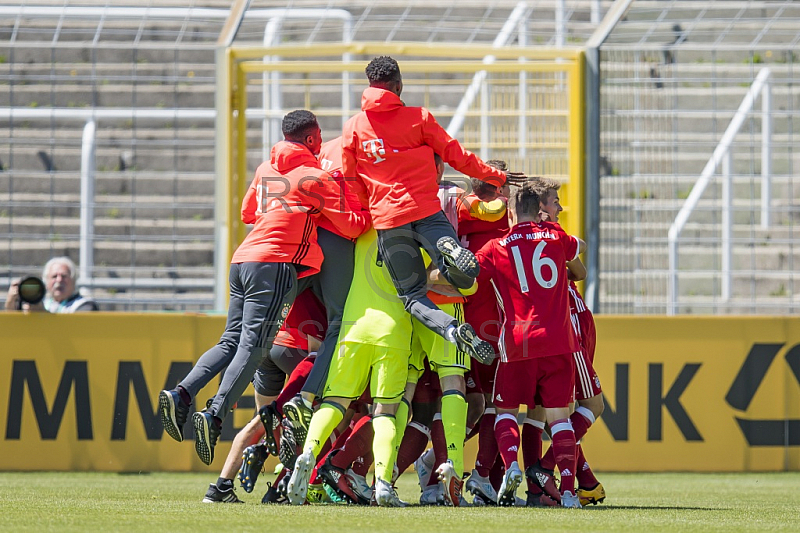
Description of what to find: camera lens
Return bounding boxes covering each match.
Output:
[18,276,46,305]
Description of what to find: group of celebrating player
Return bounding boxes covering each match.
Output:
[157,56,606,509]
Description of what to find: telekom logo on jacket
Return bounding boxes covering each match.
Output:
[363,138,386,163]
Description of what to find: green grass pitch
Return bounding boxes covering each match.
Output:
[1,472,798,532]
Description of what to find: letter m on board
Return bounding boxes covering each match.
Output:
[5,360,93,440]
[111,361,193,440]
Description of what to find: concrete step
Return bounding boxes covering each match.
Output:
[1,145,214,173]
[599,197,800,226]
[0,82,216,109]
[0,239,213,268]
[600,269,800,299]
[600,220,800,242]
[0,170,214,196]
[599,244,800,272]
[1,192,214,219]
[595,293,800,315]
[1,215,213,239]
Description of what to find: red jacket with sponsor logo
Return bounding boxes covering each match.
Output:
[317,137,368,239]
[233,141,368,275]
[341,87,507,229]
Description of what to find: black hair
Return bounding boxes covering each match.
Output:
[508,181,542,218]
[366,56,402,84]
[282,110,318,141]
[470,159,507,200]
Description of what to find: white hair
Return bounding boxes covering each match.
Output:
[42,256,77,281]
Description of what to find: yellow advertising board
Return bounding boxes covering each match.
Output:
[1,314,798,472]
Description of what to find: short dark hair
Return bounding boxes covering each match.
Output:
[282,110,318,141]
[470,159,507,200]
[366,56,402,85]
[508,181,541,218]
[528,176,560,203]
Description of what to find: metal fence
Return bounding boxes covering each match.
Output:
[1,0,609,312]
[598,0,800,314]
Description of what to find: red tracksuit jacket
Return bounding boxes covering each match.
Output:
[233,141,368,276]
[342,87,507,230]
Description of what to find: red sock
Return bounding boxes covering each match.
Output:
[330,416,374,470]
[275,357,314,416]
[431,414,448,468]
[352,450,373,477]
[396,421,430,475]
[474,409,497,477]
[575,444,600,488]
[493,413,520,470]
[540,408,594,471]
[522,418,544,493]
[549,418,577,496]
[489,452,504,492]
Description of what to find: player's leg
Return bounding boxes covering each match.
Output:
[539,353,580,508]
[377,224,458,338]
[287,341,370,505]
[369,348,409,507]
[493,358,537,506]
[412,210,478,289]
[159,264,245,443]
[194,262,299,466]
[203,391,274,503]
[575,392,606,505]
[287,228,356,432]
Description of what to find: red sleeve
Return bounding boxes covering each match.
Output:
[240,174,259,224]
[475,239,497,282]
[420,109,507,187]
[556,226,579,261]
[341,132,371,209]
[303,172,370,239]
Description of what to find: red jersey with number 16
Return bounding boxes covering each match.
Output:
[476,220,580,362]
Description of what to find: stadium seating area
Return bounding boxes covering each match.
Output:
[1,0,798,313]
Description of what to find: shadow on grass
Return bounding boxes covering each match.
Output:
[587,505,728,511]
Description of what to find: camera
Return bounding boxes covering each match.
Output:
[17,276,46,308]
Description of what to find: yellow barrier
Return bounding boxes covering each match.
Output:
[1,314,798,472]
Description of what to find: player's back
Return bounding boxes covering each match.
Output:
[477,220,579,361]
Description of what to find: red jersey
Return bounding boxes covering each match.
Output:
[457,193,510,252]
[476,220,580,361]
[317,137,368,239]
[273,289,327,351]
[568,280,589,315]
[234,141,368,275]
[341,87,507,230]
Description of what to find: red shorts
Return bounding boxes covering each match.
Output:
[412,361,442,404]
[573,350,602,401]
[465,369,481,395]
[492,354,575,410]
[571,310,596,363]
[469,357,499,395]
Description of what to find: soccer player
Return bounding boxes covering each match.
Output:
[201,289,326,503]
[282,136,368,444]
[341,56,526,369]
[525,177,606,507]
[459,161,511,504]
[286,226,413,507]
[476,181,586,508]
[158,110,367,465]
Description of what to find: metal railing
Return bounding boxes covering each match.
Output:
[0,107,216,292]
[667,68,773,316]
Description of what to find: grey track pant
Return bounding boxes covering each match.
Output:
[377,210,474,338]
[179,262,298,419]
[300,227,355,398]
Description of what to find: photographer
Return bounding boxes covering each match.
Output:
[5,256,98,313]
